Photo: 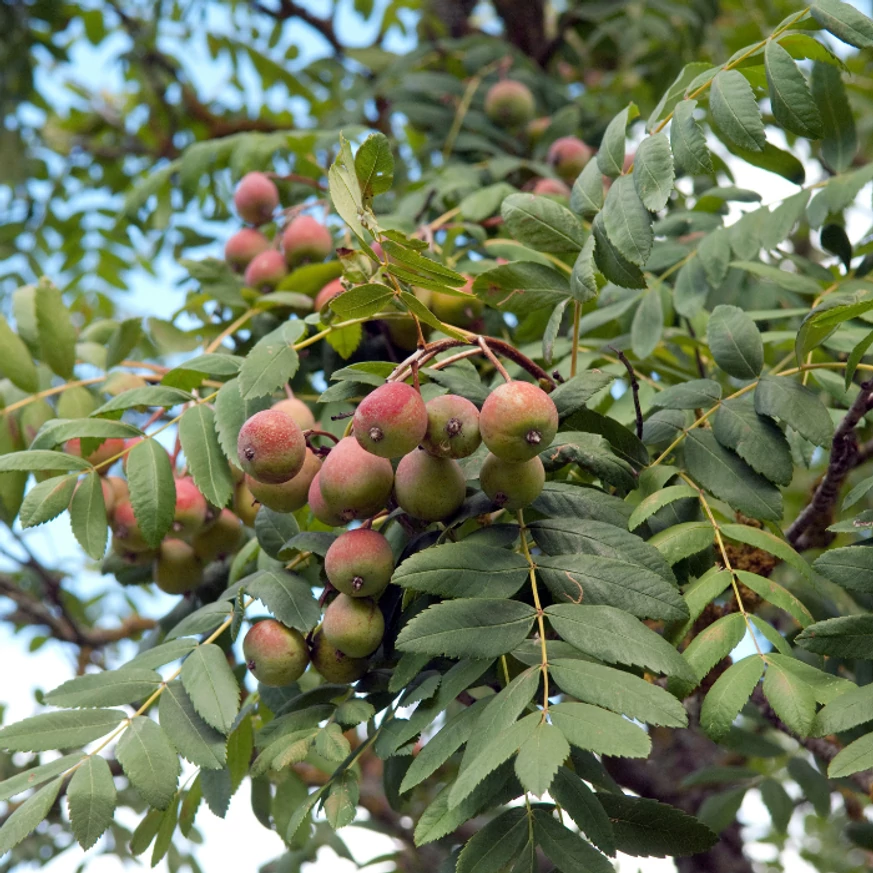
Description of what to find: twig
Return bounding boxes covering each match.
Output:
[610,346,643,439]
[477,338,511,382]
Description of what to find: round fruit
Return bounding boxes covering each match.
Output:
[532,177,570,197]
[272,396,316,431]
[233,480,260,528]
[394,450,466,522]
[547,136,593,183]
[192,508,244,563]
[65,437,125,472]
[322,594,384,658]
[111,537,156,565]
[353,382,428,459]
[325,528,393,598]
[154,539,204,595]
[234,172,279,225]
[310,630,368,683]
[243,619,309,686]
[245,449,320,513]
[308,472,344,527]
[314,278,344,311]
[225,228,270,270]
[238,409,306,484]
[479,453,545,510]
[526,115,551,143]
[106,476,129,506]
[282,215,333,266]
[421,394,481,459]
[172,477,209,539]
[318,437,394,522]
[429,278,483,329]
[479,381,558,462]
[112,500,151,552]
[484,80,536,128]
[244,249,287,291]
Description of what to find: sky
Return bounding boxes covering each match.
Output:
[4,0,873,871]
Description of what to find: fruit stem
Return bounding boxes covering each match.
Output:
[517,510,549,718]
[477,337,511,382]
[570,301,581,378]
[303,428,341,446]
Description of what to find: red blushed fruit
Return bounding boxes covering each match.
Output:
[153,539,204,595]
[394,450,466,522]
[192,508,244,563]
[324,528,394,598]
[282,215,333,267]
[479,381,559,462]
[244,249,287,291]
[234,172,279,226]
[353,382,428,459]
[238,408,306,484]
[532,177,571,197]
[322,594,385,658]
[318,437,394,522]
[308,472,345,527]
[243,619,309,686]
[272,396,316,431]
[547,136,593,183]
[173,477,209,539]
[421,394,482,459]
[225,228,270,271]
[479,453,545,510]
[245,449,320,513]
[112,500,151,552]
[65,437,126,472]
[484,80,536,128]
[314,278,344,312]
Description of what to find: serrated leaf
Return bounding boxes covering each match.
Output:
[69,472,108,559]
[812,61,857,174]
[707,304,763,379]
[324,771,358,830]
[671,100,713,177]
[0,315,39,392]
[180,643,240,734]
[755,375,834,447]
[159,680,226,769]
[0,709,126,752]
[241,568,320,632]
[533,809,615,873]
[602,175,653,267]
[814,545,873,593]
[549,702,651,758]
[764,41,823,139]
[649,522,715,565]
[543,300,568,366]
[591,214,646,289]
[45,668,161,708]
[0,450,90,473]
[570,160,604,217]
[396,599,536,658]
[178,405,233,508]
[0,753,82,803]
[501,193,585,254]
[67,756,116,850]
[633,133,674,211]
[456,807,530,873]
[735,571,813,627]
[768,653,853,704]
[355,131,393,200]
[35,281,77,378]
[812,683,873,736]
[674,613,746,694]
[763,659,817,736]
[238,321,305,400]
[514,722,569,797]
[329,134,366,242]
[709,70,765,152]
[697,227,731,287]
[329,283,394,320]
[20,474,78,528]
[829,731,873,778]
[550,766,615,855]
[652,378,721,409]
[0,776,63,856]
[700,655,765,740]
[811,0,873,49]
[92,386,192,417]
[151,794,180,866]
[722,523,817,584]
[126,438,175,548]
[797,614,873,658]
[797,296,873,365]
[569,235,598,303]
[628,485,699,530]
[213,379,271,468]
[315,723,351,763]
[630,287,663,359]
[116,717,180,809]
[598,104,639,177]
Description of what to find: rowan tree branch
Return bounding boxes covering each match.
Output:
[252,0,344,55]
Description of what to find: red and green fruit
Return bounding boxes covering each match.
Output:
[324,528,394,597]
[394,449,466,521]
[354,382,428,459]
[322,594,385,658]
[237,409,306,484]
[243,619,309,686]
[479,381,558,462]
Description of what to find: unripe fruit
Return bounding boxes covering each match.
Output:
[422,394,481,459]
[282,215,333,267]
[244,249,287,292]
[112,500,151,552]
[480,453,545,510]
[526,116,551,143]
[547,136,593,183]
[322,594,384,658]
[106,476,129,506]
[233,480,260,528]
[314,278,344,311]
[532,177,571,197]
[308,473,344,527]
[111,537,156,565]
[154,539,204,594]
[479,381,558,462]
[65,437,125,472]
[310,630,368,683]
[243,619,309,686]
[238,408,306,484]
[395,450,466,522]
[192,508,244,562]
[225,228,270,271]
[354,383,428,459]
[318,437,394,522]
[484,80,536,128]
[245,449,320,513]
[234,172,279,226]
[430,278,483,329]
[173,477,209,539]
[272,396,316,431]
[325,529,393,598]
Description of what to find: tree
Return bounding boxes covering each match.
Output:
[3,0,873,870]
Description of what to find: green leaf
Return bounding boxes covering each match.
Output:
[731,260,821,295]
[533,809,615,873]
[829,731,873,778]
[767,653,853,704]
[814,546,873,593]
[315,723,352,763]
[570,160,604,217]
[45,668,162,708]
[550,372,616,420]
[534,482,632,528]
[734,571,813,627]
[543,300,569,366]
[797,614,873,658]
[628,485,699,530]
[0,709,126,752]
[545,604,695,682]
[255,507,299,559]
[540,431,637,491]
[35,281,77,378]
[329,282,394,320]
[598,104,639,177]
[500,193,585,254]
[243,569,320,633]
[597,794,718,857]
[0,450,90,473]
[0,753,82,802]
[707,305,763,379]
[393,543,527,599]
[700,655,765,740]
[31,418,141,451]
[0,776,63,856]
[630,287,663,359]
[721,523,817,584]
[633,132,674,212]
[550,659,688,727]
[472,262,570,316]
[457,807,530,873]
[709,70,765,152]
[324,770,359,830]
[165,601,232,641]
[684,430,783,521]
[20,474,77,528]
[92,387,193,417]
[670,100,713,177]
[602,175,652,267]
[178,405,234,508]
[550,766,616,855]
[698,228,731,286]
[796,297,873,365]
[787,758,831,816]
[673,256,710,318]
[116,717,180,809]
[180,643,240,734]
[712,399,793,486]
[67,756,116,850]
[396,599,536,658]
[0,315,39,392]
[591,213,646,289]
[648,62,712,130]
[812,683,873,736]
[514,722,569,797]
[213,379,271,468]
[811,0,873,49]
[675,613,747,692]
[570,235,598,302]
[69,472,108,559]
[151,795,180,866]
[128,806,162,855]
[126,438,176,548]
[763,660,817,736]
[812,61,857,173]
[329,134,366,242]
[652,378,721,409]
[355,132,394,200]
[238,320,305,401]
[764,41,823,139]
[159,680,227,770]
[649,522,715,565]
